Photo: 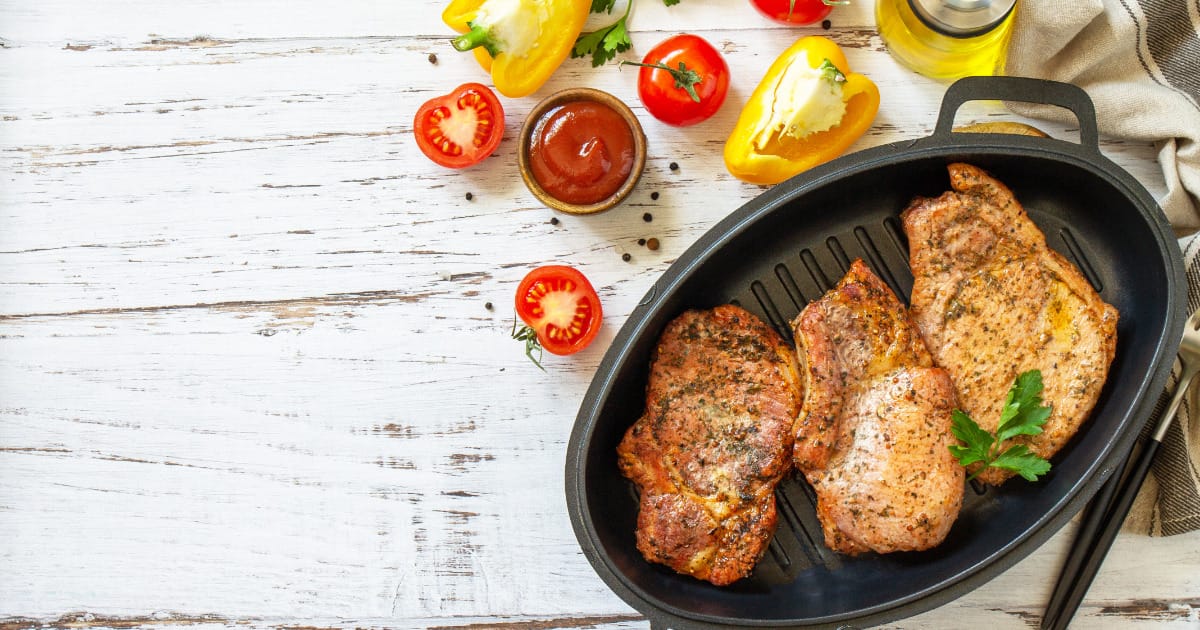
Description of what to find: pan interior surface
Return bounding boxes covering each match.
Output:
[574,153,1176,625]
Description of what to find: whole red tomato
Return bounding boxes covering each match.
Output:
[750,0,840,25]
[413,82,504,169]
[623,34,729,127]
[513,265,602,369]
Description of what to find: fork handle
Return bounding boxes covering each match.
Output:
[1153,364,1200,440]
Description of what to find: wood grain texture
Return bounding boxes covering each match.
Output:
[0,1,1196,629]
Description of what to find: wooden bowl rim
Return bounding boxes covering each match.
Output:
[517,87,647,215]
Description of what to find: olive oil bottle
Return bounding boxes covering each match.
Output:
[876,0,1017,80]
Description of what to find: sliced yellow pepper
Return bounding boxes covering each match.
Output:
[443,0,591,99]
[724,36,880,185]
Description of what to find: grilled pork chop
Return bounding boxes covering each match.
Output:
[902,163,1119,485]
[617,304,802,585]
[792,259,964,554]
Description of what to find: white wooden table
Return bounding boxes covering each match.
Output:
[1,1,1197,628]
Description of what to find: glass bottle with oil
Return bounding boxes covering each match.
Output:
[876,0,1018,80]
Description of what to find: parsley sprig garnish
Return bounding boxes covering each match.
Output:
[573,0,684,68]
[573,0,632,67]
[949,370,1053,482]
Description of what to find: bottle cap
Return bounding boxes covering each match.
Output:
[909,0,1017,38]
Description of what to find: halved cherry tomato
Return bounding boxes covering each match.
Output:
[514,266,602,366]
[750,0,841,26]
[413,82,504,169]
[622,34,729,127]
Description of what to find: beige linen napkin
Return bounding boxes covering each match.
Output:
[1006,0,1200,535]
[1005,0,1200,232]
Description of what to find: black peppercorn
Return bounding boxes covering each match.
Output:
[643,212,652,222]
[669,162,679,171]
[822,19,831,30]
[465,192,473,201]
[428,52,438,64]
[484,301,493,311]
[622,253,632,262]
[650,191,660,201]
[550,216,560,225]
[638,238,647,246]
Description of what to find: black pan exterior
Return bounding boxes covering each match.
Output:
[565,78,1186,628]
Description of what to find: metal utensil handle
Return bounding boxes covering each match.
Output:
[1042,364,1200,629]
[933,76,1101,151]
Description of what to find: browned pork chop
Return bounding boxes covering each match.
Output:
[617,304,802,585]
[901,163,1119,485]
[792,259,964,554]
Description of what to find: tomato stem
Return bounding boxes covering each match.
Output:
[511,320,546,371]
[619,60,702,102]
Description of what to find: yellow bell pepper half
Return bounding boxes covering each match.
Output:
[724,36,880,185]
[443,0,591,99]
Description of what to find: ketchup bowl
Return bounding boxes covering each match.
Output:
[518,88,647,215]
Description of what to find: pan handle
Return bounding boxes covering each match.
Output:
[932,76,1100,152]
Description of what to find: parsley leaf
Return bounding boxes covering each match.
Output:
[991,444,1053,482]
[573,1,632,67]
[948,370,1053,482]
[995,369,1053,443]
[949,410,993,467]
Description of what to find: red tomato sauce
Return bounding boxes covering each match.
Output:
[528,100,635,205]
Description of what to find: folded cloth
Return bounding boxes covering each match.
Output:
[1005,0,1200,232]
[1006,1,1200,535]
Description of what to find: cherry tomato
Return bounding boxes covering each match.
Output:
[626,34,729,127]
[750,0,838,25]
[514,266,602,365]
[413,82,504,169]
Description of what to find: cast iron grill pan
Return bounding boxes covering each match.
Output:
[566,78,1186,628]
